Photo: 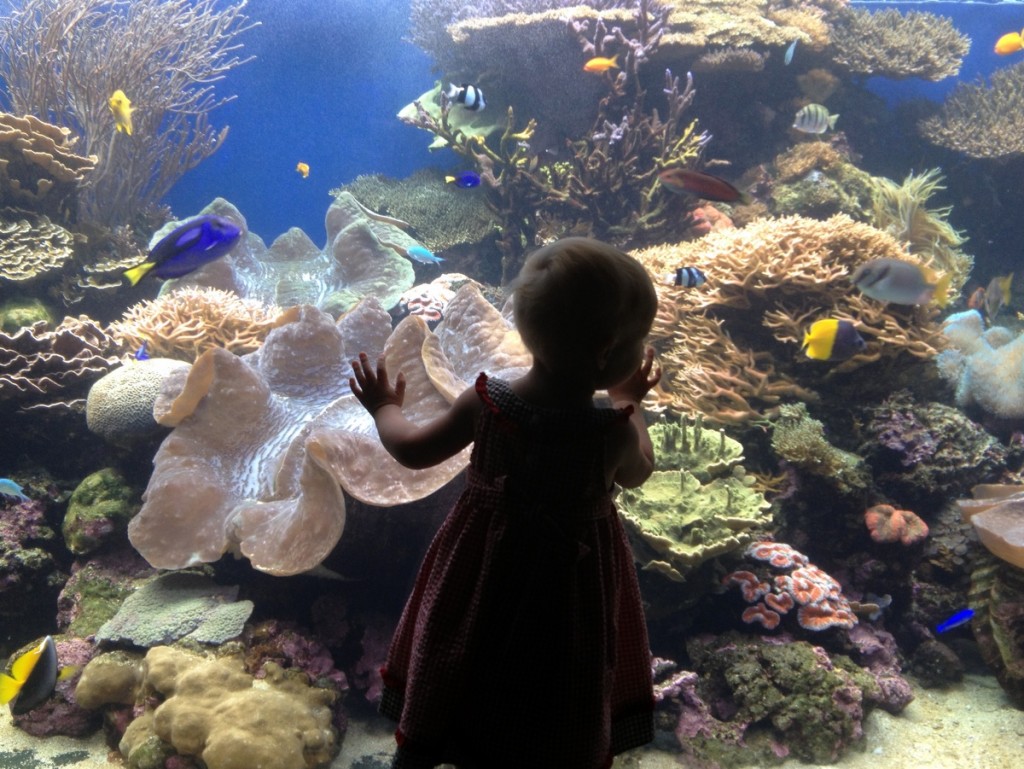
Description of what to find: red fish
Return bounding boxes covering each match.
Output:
[658,168,750,204]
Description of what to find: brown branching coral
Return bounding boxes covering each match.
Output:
[918,61,1024,160]
[633,215,945,425]
[0,214,77,282]
[109,288,282,362]
[0,112,96,219]
[0,0,256,226]
[0,315,119,413]
[829,7,969,82]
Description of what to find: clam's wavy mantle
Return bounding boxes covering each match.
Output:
[127,285,530,576]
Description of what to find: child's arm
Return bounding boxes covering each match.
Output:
[605,347,661,488]
[350,352,477,469]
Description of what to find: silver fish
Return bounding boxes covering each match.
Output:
[793,103,837,134]
[851,258,938,305]
[784,40,797,66]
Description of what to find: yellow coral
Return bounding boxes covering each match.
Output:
[109,287,282,362]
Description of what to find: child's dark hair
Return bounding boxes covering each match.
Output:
[511,237,658,370]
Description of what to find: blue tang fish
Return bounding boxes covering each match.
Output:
[0,478,29,502]
[134,340,150,361]
[407,245,444,265]
[935,608,974,633]
[124,214,242,286]
[445,171,481,188]
[0,636,72,715]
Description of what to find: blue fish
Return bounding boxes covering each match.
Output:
[935,608,974,633]
[134,341,150,361]
[445,171,481,189]
[0,478,30,502]
[124,214,242,286]
[784,40,797,66]
[406,245,444,265]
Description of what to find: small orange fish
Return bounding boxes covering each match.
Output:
[295,162,309,178]
[995,30,1024,55]
[583,54,619,73]
[966,286,987,312]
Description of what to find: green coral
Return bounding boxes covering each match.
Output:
[619,414,770,582]
[687,632,882,765]
[95,572,254,647]
[0,297,54,333]
[62,468,138,555]
[771,403,870,495]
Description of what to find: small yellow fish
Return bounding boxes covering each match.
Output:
[583,54,619,73]
[995,30,1024,55]
[108,89,134,136]
[295,161,310,178]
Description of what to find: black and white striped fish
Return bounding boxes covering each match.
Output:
[793,103,838,134]
[674,266,707,288]
[445,83,486,112]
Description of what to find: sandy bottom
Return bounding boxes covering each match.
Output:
[1,673,1020,769]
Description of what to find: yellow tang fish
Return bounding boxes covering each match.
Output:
[108,89,134,135]
[295,161,310,178]
[583,54,619,73]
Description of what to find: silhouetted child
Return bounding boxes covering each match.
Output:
[350,237,661,769]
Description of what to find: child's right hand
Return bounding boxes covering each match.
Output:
[350,352,406,415]
[607,346,661,405]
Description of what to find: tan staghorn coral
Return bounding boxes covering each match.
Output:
[0,112,96,218]
[918,61,1024,160]
[109,288,283,362]
[633,215,945,425]
[0,214,77,282]
[0,315,120,413]
[829,7,969,82]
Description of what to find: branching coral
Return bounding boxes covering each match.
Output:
[632,215,946,425]
[0,315,119,413]
[109,287,282,362]
[829,7,969,82]
[0,0,256,225]
[918,61,1024,160]
[402,1,709,279]
[0,112,96,218]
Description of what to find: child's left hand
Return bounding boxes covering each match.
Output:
[608,346,661,404]
[350,352,406,415]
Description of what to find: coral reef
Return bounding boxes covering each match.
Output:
[679,631,893,765]
[863,504,928,546]
[618,414,771,582]
[0,297,55,333]
[958,487,1024,571]
[723,541,858,632]
[85,358,192,445]
[0,214,77,282]
[0,0,255,225]
[936,310,1024,420]
[84,645,341,769]
[0,112,96,218]
[918,60,1024,160]
[633,214,947,425]
[128,286,529,576]
[0,315,119,414]
[171,196,417,316]
[771,403,870,496]
[0,496,62,619]
[62,467,139,555]
[829,7,969,82]
[96,571,253,647]
[56,547,153,637]
[969,557,1024,707]
[109,287,282,362]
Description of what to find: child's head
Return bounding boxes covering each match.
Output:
[511,237,658,383]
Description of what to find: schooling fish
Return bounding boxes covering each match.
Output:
[445,170,481,188]
[793,103,838,134]
[995,30,1024,55]
[295,161,310,178]
[445,83,485,112]
[658,168,750,204]
[108,89,134,136]
[851,258,950,307]
[583,54,619,73]
[0,478,30,502]
[935,608,974,633]
[0,636,72,715]
[674,266,707,288]
[124,215,242,286]
[802,318,866,361]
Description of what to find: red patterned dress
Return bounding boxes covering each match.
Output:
[379,373,654,769]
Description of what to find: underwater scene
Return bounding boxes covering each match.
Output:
[3,0,1024,767]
